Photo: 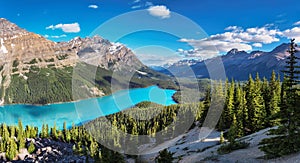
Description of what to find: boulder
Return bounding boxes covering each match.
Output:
[19,148,29,154]
[17,153,28,160]
[0,152,6,161]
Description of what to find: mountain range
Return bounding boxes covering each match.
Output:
[1,17,298,104]
[0,18,174,104]
[160,43,300,80]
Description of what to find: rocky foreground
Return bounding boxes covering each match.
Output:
[0,138,93,163]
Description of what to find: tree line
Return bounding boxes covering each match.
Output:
[216,39,300,158]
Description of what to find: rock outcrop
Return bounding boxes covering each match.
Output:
[4,138,93,162]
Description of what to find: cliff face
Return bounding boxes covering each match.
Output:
[0,18,78,75]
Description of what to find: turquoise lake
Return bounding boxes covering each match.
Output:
[0,86,176,129]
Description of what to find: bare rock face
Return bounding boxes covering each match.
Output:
[0,18,78,74]
[0,18,145,74]
[69,36,145,72]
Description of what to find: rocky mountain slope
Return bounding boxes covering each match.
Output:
[68,36,145,72]
[161,44,300,80]
[0,18,174,104]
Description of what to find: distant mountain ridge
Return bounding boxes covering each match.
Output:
[160,43,300,80]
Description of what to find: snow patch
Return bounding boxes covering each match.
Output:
[248,52,264,59]
[136,70,148,75]
[0,38,8,54]
[11,35,19,39]
[19,73,28,80]
[109,42,123,54]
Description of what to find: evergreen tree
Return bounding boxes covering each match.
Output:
[262,77,271,121]
[17,119,23,139]
[246,74,266,132]
[6,138,17,161]
[10,126,16,138]
[219,80,234,130]
[0,140,5,152]
[227,114,238,143]
[51,122,58,140]
[45,124,49,138]
[268,71,281,126]
[260,39,300,158]
[156,149,173,163]
[65,130,71,143]
[254,74,267,129]
[89,141,98,157]
[2,124,9,141]
[18,137,25,150]
[27,141,35,154]
[41,124,47,138]
[234,84,247,137]
[200,88,211,123]
[63,121,67,133]
[220,131,225,144]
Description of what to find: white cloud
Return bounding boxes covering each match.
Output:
[208,26,281,44]
[282,27,300,42]
[88,5,98,9]
[45,35,67,38]
[131,1,153,10]
[44,34,67,39]
[224,26,242,32]
[180,38,252,56]
[177,23,300,59]
[137,53,182,66]
[225,26,281,44]
[147,5,171,19]
[177,25,284,59]
[131,5,141,9]
[177,48,218,60]
[46,23,80,33]
[145,1,153,7]
[253,43,263,47]
[51,34,67,39]
[294,21,300,26]
[133,0,141,3]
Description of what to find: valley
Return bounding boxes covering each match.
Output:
[0,4,300,162]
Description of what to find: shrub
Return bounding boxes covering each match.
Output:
[217,141,249,154]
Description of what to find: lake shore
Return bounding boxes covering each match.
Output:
[1,84,178,106]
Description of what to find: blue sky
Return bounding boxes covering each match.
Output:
[1,0,300,65]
